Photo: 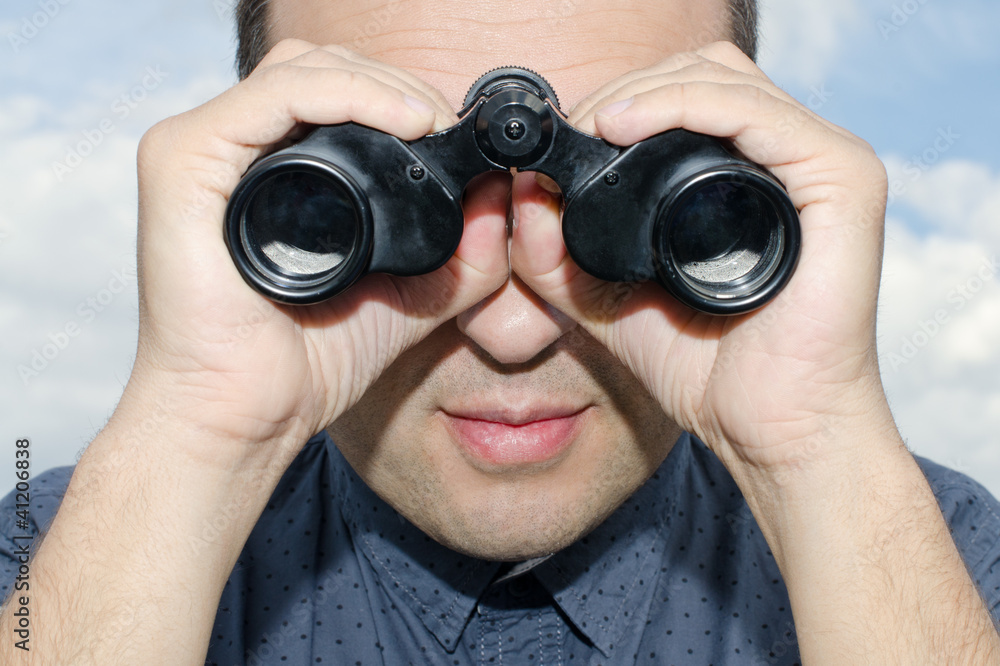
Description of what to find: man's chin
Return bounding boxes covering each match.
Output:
[425,518,592,563]
[396,480,628,563]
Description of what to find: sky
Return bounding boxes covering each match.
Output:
[1,0,998,499]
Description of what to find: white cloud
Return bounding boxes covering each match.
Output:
[940,291,1000,366]
[757,0,865,87]
[878,207,1000,497]
[0,94,49,133]
[884,155,1000,245]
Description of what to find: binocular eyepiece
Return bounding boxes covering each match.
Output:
[225,67,800,314]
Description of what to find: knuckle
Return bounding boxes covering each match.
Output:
[253,60,294,91]
[337,69,383,114]
[259,38,316,67]
[320,43,364,62]
[289,47,342,69]
[423,87,453,114]
[734,82,770,109]
[855,141,889,192]
[668,50,706,67]
[136,118,175,173]
[698,39,746,58]
[686,59,736,81]
[321,43,353,57]
[697,40,745,61]
[340,67,373,94]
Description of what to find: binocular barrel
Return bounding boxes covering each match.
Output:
[225,67,800,314]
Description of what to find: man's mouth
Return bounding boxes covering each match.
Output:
[439,403,591,469]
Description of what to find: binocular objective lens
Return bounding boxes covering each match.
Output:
[242,169,359,281]
[664,176,784,300]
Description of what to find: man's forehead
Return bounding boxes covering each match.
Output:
[267,0,731,110]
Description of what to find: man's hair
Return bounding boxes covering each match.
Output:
[234,0,758,80]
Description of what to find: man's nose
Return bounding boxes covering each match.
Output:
[456,172,575,364]
[456,272,576,364]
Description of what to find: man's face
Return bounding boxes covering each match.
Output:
[269,0,730,560]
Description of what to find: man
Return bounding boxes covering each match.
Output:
[2,0,999,663]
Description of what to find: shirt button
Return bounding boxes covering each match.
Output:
[507,576,532,599]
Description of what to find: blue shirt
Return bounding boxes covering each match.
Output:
[4,432,1000,665]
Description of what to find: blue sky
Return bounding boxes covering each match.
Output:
[2,0,999,497]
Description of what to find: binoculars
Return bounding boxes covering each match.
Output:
[225,67,800,314]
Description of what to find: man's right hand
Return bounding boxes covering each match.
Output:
[131,39,509,462]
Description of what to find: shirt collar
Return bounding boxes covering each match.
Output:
[534,436,690,657]
[327,432,692,656]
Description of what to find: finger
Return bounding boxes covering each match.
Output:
[592,81,859,181]
[509,171,568,281]
[316,45,458,123]
[383,172,511,346]
[690,41,847,140]
[693,40,771,78]
[170,64,442,186]
[450,172,512,283]
[573,61,751,135]
[566,42,771,128]
[508,172,622,325]
[269,43,459,126]
[687,44,853,140]
[250,37,322,69]
[566,51,708,128]
[569,41,849,141]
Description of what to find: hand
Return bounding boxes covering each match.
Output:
[510,41,894,481]
[131,40,509,462]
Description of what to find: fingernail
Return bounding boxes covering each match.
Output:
[404,94,434,115]
[596,97,634,118]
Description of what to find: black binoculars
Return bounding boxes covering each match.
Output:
[225,67,800,314]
